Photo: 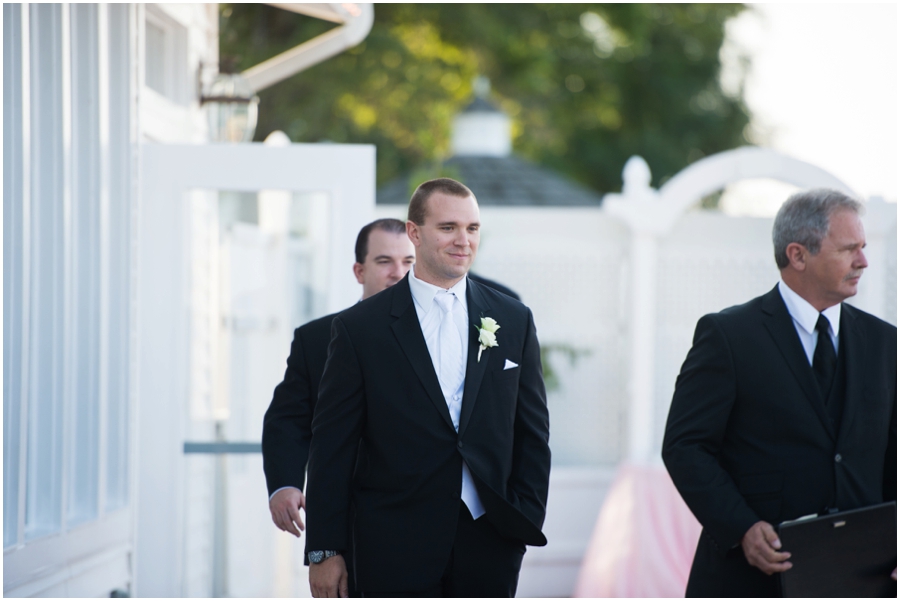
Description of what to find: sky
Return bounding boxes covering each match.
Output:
[718,3,898,216]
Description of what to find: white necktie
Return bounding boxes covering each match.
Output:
[435,292,464,405]
[433,291,485,519]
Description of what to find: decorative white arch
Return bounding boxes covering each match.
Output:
[658,146,856,215]
[604,146,857,234]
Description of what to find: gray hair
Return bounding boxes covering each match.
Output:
[772,188,863,269]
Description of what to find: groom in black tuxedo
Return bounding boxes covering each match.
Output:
[306,178,551,597]
[663,189,896,597]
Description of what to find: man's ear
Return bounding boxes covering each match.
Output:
[785,242,807,271]
[352,262,365,285]
[406,221,421,247]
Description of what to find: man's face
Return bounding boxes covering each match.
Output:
[353,229,415,299]
[407,192,480,288]
[804,209,868,306]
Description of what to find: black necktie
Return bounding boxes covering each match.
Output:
[813,314,837,400]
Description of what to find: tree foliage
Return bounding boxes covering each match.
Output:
[220,3,750,191]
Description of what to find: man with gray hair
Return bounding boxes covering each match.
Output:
[663,189,896,597]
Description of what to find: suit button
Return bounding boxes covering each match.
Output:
[458,441,464,449]
[835,453,842,463]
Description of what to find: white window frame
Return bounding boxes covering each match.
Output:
[139,3,202,144]
[143,4,189,105]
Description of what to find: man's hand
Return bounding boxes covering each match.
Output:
[269,487,305,537]
[310,555,348,598]
[741,520,792,575]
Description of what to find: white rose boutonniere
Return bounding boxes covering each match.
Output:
[476,316,500,362]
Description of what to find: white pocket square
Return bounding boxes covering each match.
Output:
[503,359,519,370]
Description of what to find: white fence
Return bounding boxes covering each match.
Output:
[382,187,897,473]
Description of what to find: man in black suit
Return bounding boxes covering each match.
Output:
[663,189,897,597]
[263,218,414,537]
[306,178,551,597]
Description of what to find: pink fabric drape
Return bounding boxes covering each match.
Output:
[573,463,702,598]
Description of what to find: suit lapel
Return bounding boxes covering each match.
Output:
[761,286,836,440]
[836,305,863,443]
[389,276,456,431]
[459,278,492,437]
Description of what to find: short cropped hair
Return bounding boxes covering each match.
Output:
[407,178,475,226]
[772,188,863,269]
[355,218,407,264]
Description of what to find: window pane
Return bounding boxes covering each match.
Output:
[106,2,131,511]
[68,3,100,527]
[144,8,189,105]
[145,20,165,95]
[26,2,64,540]
[3,1,24,549]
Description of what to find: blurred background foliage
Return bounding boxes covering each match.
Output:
[220,3,751,192]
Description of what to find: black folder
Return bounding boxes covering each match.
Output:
[778,501,897,597]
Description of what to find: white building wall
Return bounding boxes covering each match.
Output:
[140,3,218,143]
[132,4,220,597]
[3,3,220,597]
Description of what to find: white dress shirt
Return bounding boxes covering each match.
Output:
[408,265,486,518]
[778,279,840,365]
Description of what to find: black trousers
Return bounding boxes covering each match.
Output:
[685,536,780,598]
[361,504,526,598]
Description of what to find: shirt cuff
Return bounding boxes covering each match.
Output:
[269,485,301,501]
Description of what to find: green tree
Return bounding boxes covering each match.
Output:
[220,3,750,192]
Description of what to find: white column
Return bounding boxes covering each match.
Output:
[626,231,658,462]
[603,156,680,465]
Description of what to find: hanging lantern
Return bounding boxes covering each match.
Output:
[201,68,260,143]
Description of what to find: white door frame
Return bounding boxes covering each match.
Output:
[134,142,375,596]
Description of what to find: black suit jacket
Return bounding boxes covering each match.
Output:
[262,280,519,495]
[262,312,337,496]
[306,274,551,592]
[662,285,897,597]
